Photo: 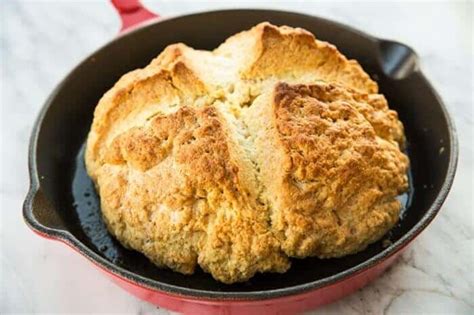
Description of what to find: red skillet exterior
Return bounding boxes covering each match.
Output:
[30,225,406,314]
[110,249,404,314]
[111,0,159,32]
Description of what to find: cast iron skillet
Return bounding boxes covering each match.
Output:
[23,4,458,314]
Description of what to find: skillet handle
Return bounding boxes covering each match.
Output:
[110,0,159,33]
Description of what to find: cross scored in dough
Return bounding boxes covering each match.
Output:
[85,22,408,284]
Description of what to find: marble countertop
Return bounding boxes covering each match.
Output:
[1,1,472,314]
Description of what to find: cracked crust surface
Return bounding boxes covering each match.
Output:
[85,22,408,283]
[242,83,408,258]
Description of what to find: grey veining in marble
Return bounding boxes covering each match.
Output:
[1,0,473,314]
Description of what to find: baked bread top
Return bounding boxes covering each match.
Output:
[85,22,408,283]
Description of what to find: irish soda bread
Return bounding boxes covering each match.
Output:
[85,22,409,283]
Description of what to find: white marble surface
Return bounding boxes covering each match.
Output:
[1,0,473,314]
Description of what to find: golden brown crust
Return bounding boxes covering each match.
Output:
[85,61,208,181]
[215,22,378,93]
[97,106,289,283]
[85,22,408,283]
[243,83,408,258]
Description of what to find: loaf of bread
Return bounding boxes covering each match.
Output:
[85,22,408,283]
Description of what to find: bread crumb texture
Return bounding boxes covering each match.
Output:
[85,22,408,283]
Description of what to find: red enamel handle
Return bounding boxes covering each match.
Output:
[111,0,159,33]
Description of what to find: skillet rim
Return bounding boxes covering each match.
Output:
[23,8,459,300]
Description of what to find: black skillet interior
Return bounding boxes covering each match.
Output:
[28,10,455,294]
